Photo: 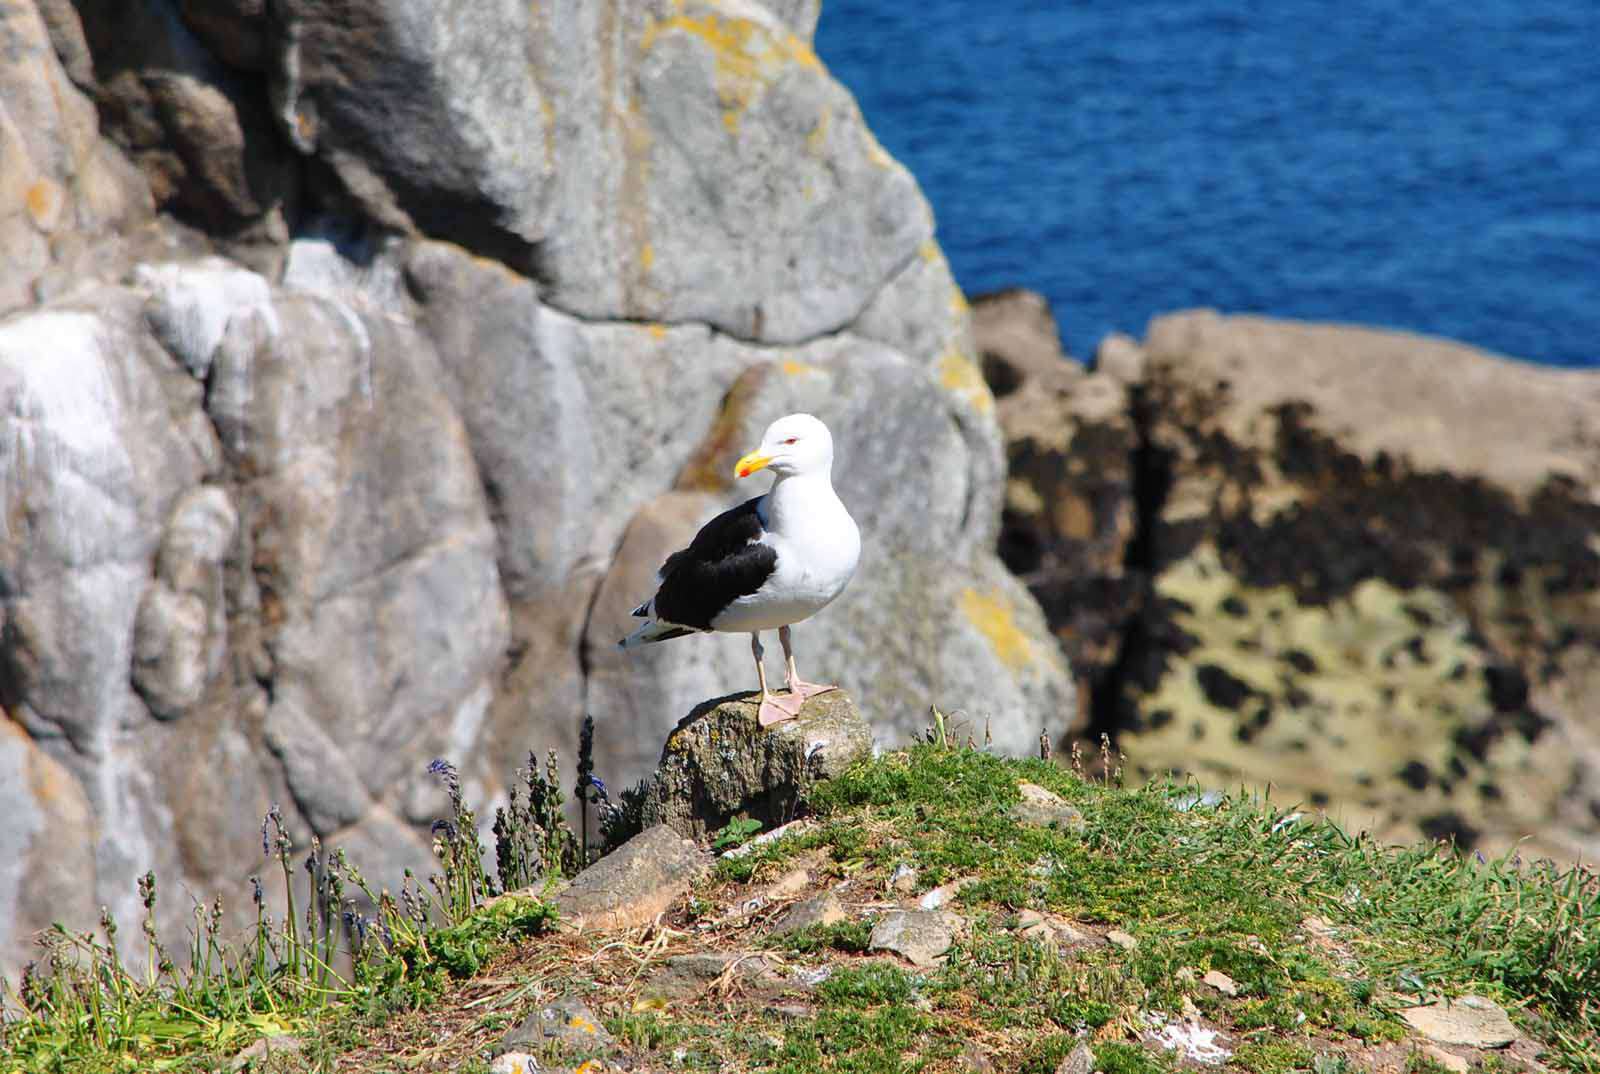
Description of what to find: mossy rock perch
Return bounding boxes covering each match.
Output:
[641,690,873,840]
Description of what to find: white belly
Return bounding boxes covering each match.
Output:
[711,507,860,634]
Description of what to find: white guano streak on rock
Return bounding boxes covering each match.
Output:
[0,312,127,554]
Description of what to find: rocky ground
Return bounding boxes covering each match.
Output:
[197,692,1591,1074]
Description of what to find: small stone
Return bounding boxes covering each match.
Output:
[1175,967,1198,985]
[1054,1041,1095,1074]
[1422,1046,1471,1074]
[489,1054,535,1074]
[1016,908,1091,948]
[771,893,848,936]
[499,996,614,1055]
[959,1041,998,1072]
[644,952,784,999]
[761,864,815,901]
[919,876,979,909]
[1054,920,1091,944]
[230,1034,303,1071]
[1107,929,1138,951]
[1181,995,1203,1020]
[553,825,709,931]
[869,910,962,967]
[1202,970,1239,997]
[1400,995,1518,1048]
[889,863,919,893]
[1012,782,1087,831]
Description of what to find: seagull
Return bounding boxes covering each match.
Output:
[620,413,861,727]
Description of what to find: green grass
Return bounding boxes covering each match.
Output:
[0,757,573,1074]
[813,745,1598,1053]
[3,739,1596,1073]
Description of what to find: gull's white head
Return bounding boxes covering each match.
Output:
[734,413,834,480]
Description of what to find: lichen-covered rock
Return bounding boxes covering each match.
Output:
[641,690,871,840]
[1116,311,1600,860]
[497,996,615,1057]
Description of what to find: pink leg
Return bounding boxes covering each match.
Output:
[779,625,837,705]
[752,633,803,727]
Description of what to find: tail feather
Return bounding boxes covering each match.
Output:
[619,619,696,649]
[631,600,651,618]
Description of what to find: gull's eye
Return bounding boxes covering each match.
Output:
[782,437,798,445]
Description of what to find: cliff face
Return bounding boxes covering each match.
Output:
[0,0,1075,976]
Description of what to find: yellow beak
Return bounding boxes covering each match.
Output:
[734,450,772,479]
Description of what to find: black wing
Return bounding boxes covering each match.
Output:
[652,496,778,630]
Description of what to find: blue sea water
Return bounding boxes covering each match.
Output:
[815,1,1600,367]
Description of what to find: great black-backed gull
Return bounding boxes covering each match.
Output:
[620,413,861,727]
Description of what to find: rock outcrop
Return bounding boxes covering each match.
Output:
[0,0,1074,976]
[984,294,1600,862]
[640,690,872,839]
[1121,312,1600,860]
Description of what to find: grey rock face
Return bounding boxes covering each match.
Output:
[0,0,1073,980]
[70,0,297,234]
[273,0,551,262]
[533,1,932,342]
[640,690,873,840]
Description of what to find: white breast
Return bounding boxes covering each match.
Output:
[710,473,860,634]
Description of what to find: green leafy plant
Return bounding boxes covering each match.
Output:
[711,816,764,852]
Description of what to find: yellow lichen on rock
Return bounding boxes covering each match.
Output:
[805,108,832,156]
[960,587,1033,670]
[1120,544,1560,848]
[643,9,822,136]
[939,348,994,415]
[24,179,64,231]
